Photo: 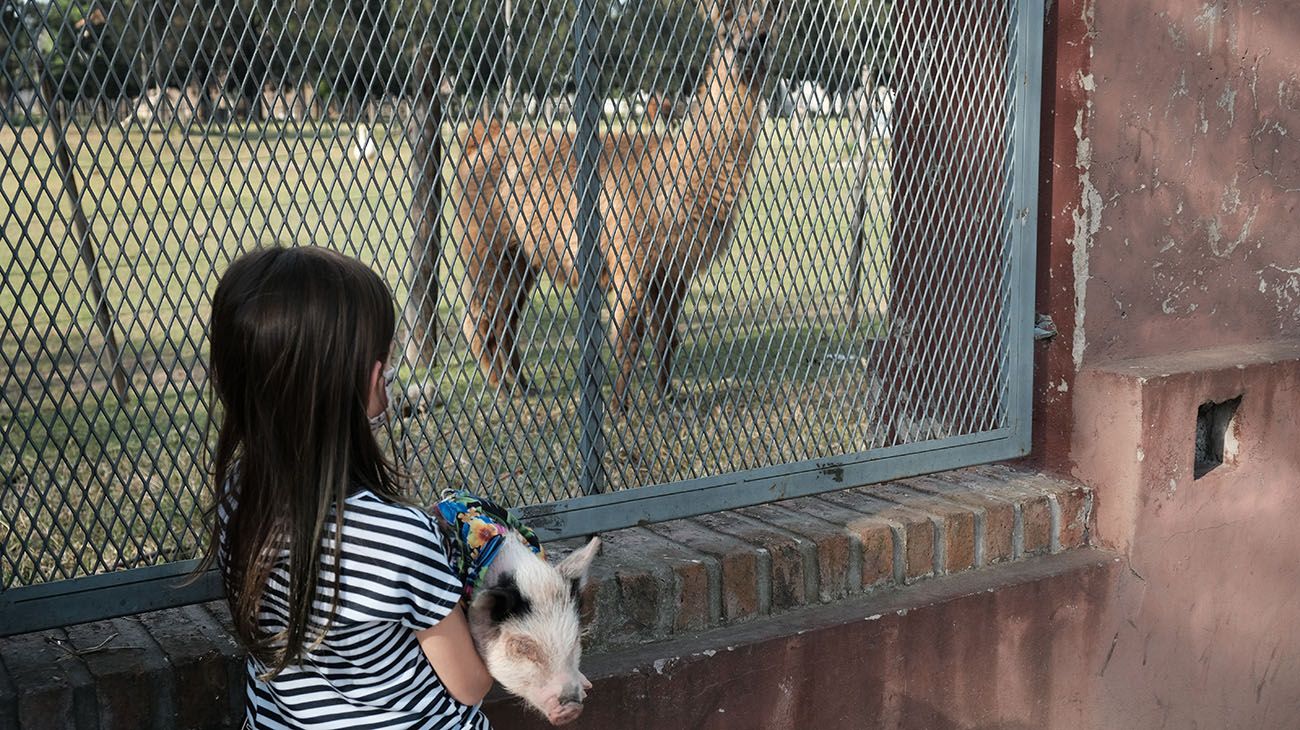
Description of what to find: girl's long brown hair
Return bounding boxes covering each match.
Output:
[200,246,402,677]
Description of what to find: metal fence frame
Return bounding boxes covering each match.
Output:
[1,0,1044,635]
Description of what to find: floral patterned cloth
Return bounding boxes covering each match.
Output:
[435,489,544,600]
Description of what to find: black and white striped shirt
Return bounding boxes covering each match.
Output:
[225,489,491,729]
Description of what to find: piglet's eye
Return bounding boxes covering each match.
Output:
[506,635,546,665]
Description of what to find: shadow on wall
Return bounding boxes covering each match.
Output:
[487,672,1052,729]
[893,695,1040,730]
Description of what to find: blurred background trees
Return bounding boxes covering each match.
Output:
[0,0,892,121]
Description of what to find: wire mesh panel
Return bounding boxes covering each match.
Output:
[1,0,1041,631]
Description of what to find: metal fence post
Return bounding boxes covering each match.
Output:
[573,0,606,495]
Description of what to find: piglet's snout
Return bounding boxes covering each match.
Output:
[544,680,588,726]
[558,678,588,707]
[547,705,583,726]
[559,688,584,706]
[546,698,584,726]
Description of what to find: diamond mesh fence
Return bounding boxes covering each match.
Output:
[1,0,1038,618]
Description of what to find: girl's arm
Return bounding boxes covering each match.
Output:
[415,605,495,706]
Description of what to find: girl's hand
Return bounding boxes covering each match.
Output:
[415,605,495,706]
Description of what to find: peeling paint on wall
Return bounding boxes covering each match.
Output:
[1218,86,1237,127]
[1067,0,1099,369]
[1279,77,1300,112]
[1077,0,1300,360]
[1193,2,1222,54]
[1258,264,1300,321]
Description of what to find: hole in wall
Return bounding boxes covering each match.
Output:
[1194,395,1242,479]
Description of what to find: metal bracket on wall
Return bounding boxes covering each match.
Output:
[1034,313,1058,341]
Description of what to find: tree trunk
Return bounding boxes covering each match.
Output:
[402,45,443,369]
[503,0,514,110]
[149,0,169,87]
[40,72,130,400]
[847,66,875,329]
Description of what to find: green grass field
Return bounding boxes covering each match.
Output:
[0,116,892,588]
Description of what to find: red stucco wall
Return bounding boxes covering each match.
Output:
[1067,0,1300,366]
[1035,0,1300,473]
[1051,1,1300,727]
[486,552,1120,730]
[1074,347,1300,729]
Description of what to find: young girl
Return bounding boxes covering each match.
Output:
[202,246,494,729]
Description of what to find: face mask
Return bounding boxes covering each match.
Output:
[369,367,397,431]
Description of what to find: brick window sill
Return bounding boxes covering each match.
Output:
[558,464,1093,653]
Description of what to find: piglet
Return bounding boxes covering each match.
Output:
[436,491,600,726]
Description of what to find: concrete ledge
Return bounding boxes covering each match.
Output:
[486,549,1122,729]
[0,465,1092,729]
[1069,340,1300,728]
[1073,340,1300,552]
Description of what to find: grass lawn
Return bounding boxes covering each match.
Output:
[0,114,892,588]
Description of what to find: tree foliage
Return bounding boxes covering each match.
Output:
[0,0,891,107]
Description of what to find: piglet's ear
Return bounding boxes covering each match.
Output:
[556,536,600,591]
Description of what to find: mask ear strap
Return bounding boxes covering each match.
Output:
[370,366,398,430]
